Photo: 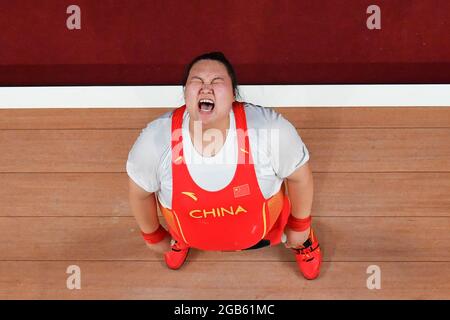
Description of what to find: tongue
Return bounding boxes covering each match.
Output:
[200,103,214,111]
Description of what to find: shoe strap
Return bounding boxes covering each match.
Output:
[171,240,189,251]
[292,242,320,255]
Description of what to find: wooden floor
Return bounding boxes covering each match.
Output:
[0,107,449,299]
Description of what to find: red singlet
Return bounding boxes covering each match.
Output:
[159,101,291,251]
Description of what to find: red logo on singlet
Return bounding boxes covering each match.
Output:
[233,184,250,198]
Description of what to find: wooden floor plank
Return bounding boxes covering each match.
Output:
[0,173,129,217]
[1,107,450,129]
[1,129,449,172]
[278,107,450,129]
[2,172,449,217]
[301,128,450,172]
[313,172,450,217]
[0,261,448,299]
[0,217,448,261]
[0,108,173,130]
[0,129,135,172]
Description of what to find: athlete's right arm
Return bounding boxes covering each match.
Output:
[128,177,171,254]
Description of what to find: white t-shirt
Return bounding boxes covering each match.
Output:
[126,102,310,209]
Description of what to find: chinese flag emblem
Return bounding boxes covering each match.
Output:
[233,184,250,198]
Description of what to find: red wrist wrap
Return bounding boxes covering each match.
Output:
[287,215,312,232]
[141,225,169,244]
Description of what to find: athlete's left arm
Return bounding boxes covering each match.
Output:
[286,161,314,219]
[284,162,314,247]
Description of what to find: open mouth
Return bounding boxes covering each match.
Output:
[198,99,215,112]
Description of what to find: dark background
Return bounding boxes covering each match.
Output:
[1,0,449,85]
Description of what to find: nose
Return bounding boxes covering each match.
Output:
[200,83,213,93]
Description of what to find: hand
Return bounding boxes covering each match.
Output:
[145,234,172,254]
[284,226,311,249]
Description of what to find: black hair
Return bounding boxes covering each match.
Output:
[182,51,240,99]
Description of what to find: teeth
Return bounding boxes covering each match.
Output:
[199,99,214,104]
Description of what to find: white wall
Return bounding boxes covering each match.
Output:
[0,85,449,108]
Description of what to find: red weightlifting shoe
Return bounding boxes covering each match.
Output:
[291,229,322,280]
[164,239,190,270]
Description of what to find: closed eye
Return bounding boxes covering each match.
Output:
[188,76,225,85]
[211,77,224,83]
[189,78,203,84]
